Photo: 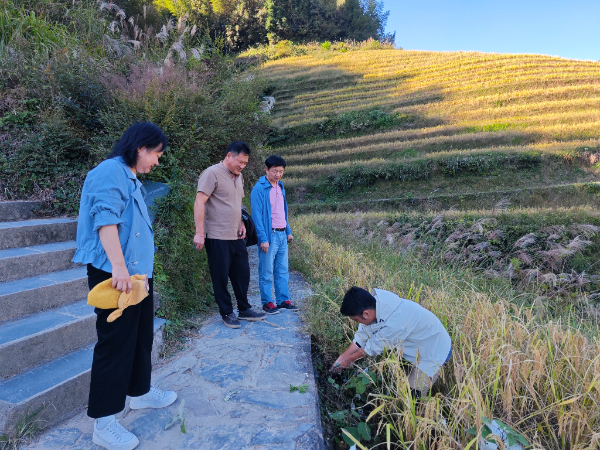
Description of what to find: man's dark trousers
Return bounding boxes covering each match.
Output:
[205,238,252,316]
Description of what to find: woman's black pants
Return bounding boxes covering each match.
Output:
[86,264,153,419]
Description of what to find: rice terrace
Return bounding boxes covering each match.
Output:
[2,0,600,448]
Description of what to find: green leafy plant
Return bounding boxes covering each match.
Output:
[290,384,310,393]
[327,377,340,389]
[342,421,371,447]
[345,371,379,395]
[56,62,107,131]
[164,399,186,434]
[0,98,39,129]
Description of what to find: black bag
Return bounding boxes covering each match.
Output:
[241,205,258,247]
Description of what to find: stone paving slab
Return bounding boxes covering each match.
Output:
[25,246,324,450]
[0,299,90,346]
[0,268,89,322]
[0,218,76,229]
[0,267,87,297]
[0,241,77,259]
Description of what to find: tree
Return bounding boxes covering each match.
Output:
[265,0,393,44]
[152,0,395,50]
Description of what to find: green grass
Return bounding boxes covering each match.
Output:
[0,5,75,56]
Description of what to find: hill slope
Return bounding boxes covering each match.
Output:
[263,49,600,211]
[261,47,600,449]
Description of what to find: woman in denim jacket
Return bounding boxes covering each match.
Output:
[73,122,176,450]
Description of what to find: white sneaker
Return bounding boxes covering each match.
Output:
[93,417,139,450]
[129,385,177,409]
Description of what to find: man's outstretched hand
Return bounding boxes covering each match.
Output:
[329,357,348,374]
[329,343,365,373]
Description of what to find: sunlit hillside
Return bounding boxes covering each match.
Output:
[263,49,600,211]
[261,46,600,449]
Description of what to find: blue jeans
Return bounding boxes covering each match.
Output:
[258,230,290,306]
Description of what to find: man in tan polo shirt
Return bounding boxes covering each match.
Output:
[193,141,266,328]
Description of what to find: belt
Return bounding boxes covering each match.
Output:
[272,228,286,232]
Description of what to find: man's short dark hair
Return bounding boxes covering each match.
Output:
[340,287,376,317]
[226,141,251,157]
[265,155,286,169]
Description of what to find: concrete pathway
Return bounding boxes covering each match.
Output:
[25,246,324,450]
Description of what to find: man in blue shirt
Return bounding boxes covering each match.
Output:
[250,155,298,315]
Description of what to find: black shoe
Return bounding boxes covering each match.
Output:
[222,313,241,329]
[277,301,299,311]
[262,302,280,315]
[238,308,266,321]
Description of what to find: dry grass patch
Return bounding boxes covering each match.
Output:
[291,214,600,449]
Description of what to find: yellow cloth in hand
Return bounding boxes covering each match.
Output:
[87,275,149,322]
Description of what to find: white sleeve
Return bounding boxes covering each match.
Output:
[353,324,369,349]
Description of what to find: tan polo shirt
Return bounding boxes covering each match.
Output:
[197,162,244,240]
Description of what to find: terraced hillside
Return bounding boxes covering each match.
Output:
[261,47,600,449]
[263,49,600,212]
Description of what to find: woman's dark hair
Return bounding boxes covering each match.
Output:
[265,155,286,169]
[109,122,168,167]
[340,286,376,317]
[226,141,251,157]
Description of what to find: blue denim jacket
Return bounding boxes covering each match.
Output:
[250,176,292,244]
[72,157,155,278]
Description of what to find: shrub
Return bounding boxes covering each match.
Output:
[0,119,99,213]
[54,59,108,131]
[268,109,410,145]
[101,63,268,182]
[320,152,541,194]
[323,160,433,194]
[321,41,332,50]
[0,98,39,129]
[333,42,348,52]
[438,152,541,176]
[273,40,294,59]
[152,176,212,317]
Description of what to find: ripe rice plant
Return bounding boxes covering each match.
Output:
[264,49,600,139]
[291,213,600,449]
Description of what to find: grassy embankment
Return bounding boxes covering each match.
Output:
[259,46,600,448]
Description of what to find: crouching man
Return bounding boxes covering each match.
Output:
[330,286,452,397]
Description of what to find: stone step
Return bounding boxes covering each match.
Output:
[0,267,88,322]
[0,318,166,436]
[0,299,95,379]
[0,218,77,251]
[0,201,44,223]
[0,241,79,283]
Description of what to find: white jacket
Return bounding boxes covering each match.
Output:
[353,289,452,377]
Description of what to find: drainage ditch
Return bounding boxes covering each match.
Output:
[311,342,384,450]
